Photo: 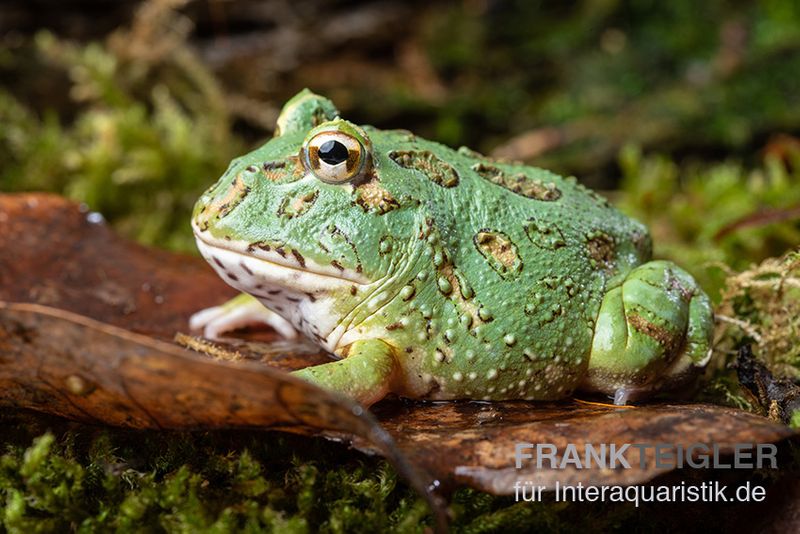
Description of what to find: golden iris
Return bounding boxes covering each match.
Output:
[303,131,368,184]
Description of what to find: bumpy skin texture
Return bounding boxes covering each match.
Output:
[191,89,714,406]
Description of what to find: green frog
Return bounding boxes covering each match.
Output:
[190,90,713,406]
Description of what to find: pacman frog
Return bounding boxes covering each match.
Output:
[190,90,713,407]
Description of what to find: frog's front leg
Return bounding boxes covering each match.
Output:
[583,260,713,405]
[292,339,397,406]
[190,293,298,340]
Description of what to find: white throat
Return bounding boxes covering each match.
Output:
[194,234,367,350]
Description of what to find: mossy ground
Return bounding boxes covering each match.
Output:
[1,412,425,533]
[0,414,629,532]
[5,412,795,533]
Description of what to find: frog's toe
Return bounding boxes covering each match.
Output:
[190,293,297,340]
[291,339,396,406]
[583,260,713,403]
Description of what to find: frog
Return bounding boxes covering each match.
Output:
[190,89,713,407]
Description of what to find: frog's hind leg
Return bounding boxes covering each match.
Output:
[190,293,298,340]
[582,260,713,405]
[291,339,397,406]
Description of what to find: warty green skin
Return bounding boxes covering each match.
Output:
[191,90,714,406]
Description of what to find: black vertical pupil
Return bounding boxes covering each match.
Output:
[318,140,350,165]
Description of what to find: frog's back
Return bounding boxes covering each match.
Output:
[375,134,653,399]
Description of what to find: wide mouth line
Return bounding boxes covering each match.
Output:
[193,228,368,285]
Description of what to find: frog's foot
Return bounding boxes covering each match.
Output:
[291,339,397,406]
[189,293,297,340]
[582,260,713,405]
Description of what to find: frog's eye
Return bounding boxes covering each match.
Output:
[302,131,369,184]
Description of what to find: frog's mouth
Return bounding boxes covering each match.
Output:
[194,223,388,350]
[192,222,370,293]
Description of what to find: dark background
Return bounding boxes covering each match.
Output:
[4,0,800,179]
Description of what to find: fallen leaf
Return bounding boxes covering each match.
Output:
[0,301,447,530]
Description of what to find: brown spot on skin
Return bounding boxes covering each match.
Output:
[264,161,285,172]
[474,230,522,278]
[213,257,225,269]
[385,322,404,331]
[247,241,272,253]
[262,157,305,182]
[405,347,413,353]
[350,285,358,296]
[305,292,316,302]
[416,217,435,241]
[628,314,678,352]
[389,150,459,187]
[291,249,307,268]
[275,247,286,258]
[355,179,399,214]
[472,163,561,201]
[331,260,344,271]
[226,272,239,282]
[216,176,250,219]
[267,289,282,295]
[240,262,254,276]
[197,175,250,227]
[586,232,616,266]
[278,190,319,219]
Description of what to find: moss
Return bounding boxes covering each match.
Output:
[5,410,800,533]
[0,2,240,253]
[791,411,800,430]
[0,413,432,533]
[716,251,800,375]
